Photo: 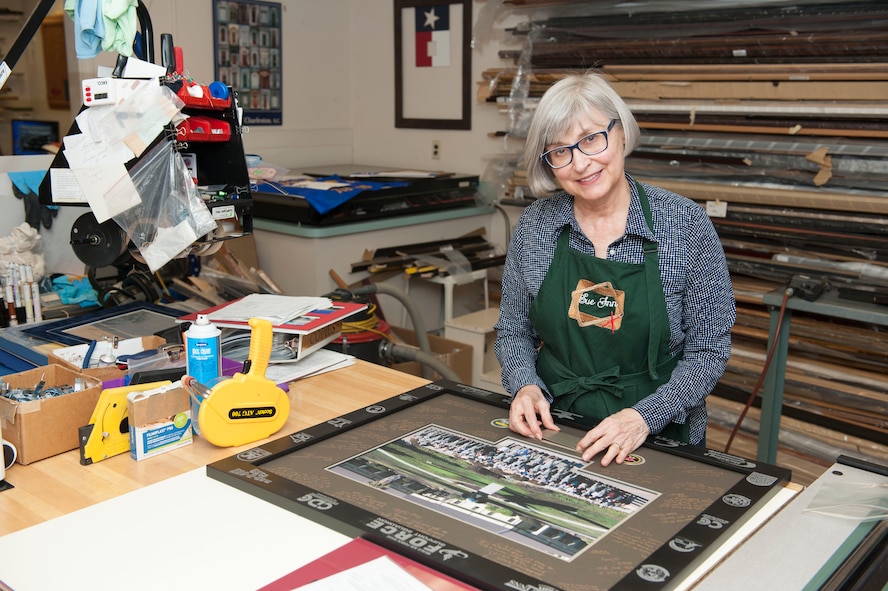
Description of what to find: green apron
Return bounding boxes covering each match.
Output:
[529,183,690,442]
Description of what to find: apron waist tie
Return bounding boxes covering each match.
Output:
[552,365,624,410]
[550,355,680,410]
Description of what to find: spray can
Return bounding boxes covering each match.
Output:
[184,314,221,434]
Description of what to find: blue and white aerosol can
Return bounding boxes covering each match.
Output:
[184,314,221,434]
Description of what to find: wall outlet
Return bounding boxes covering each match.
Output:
[432,140,441,160]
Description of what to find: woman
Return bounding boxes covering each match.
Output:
[494,72,735,466]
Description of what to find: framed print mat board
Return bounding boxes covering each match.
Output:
[208,380,792,591]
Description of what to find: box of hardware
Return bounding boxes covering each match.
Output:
[47,336,169,384]
[0,365,102,464]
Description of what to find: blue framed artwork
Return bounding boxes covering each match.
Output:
[11,119,59,155]
[212,0,283,126]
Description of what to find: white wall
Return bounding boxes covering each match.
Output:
[349,1,516,176]
[0,155,87,276]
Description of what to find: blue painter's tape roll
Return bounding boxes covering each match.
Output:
[208,81,229,100]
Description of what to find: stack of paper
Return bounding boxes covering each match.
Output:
[206,294,332,325]
[265,349,355,389]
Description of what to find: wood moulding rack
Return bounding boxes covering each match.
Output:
[482,0,888,469]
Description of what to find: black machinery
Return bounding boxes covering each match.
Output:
[4,0,253,305]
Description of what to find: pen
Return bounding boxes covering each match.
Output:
[30,281,42,322]
[6,271,17,326]
[3,279,13,326]
[26,265,41,322]
[22,269,33,324]
[12,266,22,323]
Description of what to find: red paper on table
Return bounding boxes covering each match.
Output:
[258,537,478,591]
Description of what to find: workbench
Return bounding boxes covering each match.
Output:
[0,360,427,538]
[0,360,879,590]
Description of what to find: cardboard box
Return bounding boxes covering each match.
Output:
[388,327,472,384]
[0,365,102,464]
[48,336,168,384]
[128,383,192,461]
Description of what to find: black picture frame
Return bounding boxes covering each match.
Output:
[394,0,472,130]
[208,380,792,591]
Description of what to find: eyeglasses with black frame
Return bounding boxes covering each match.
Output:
[540,119,617,169]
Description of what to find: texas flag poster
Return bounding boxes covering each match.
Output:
[400,2,464,122]
[414,5,451,67]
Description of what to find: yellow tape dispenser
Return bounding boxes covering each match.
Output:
[193,317,290,447]
[79,380,172,464]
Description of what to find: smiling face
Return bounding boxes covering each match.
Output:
[548,112,628,211]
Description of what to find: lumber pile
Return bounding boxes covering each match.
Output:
[480,0,888,469]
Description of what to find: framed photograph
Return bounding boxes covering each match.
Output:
[208,380,791,590]
[394,0,472,130]
[212,0,283,126]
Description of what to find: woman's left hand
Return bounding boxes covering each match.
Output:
[575,408,650,466]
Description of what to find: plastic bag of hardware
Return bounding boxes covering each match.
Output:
[804,481,888,522]
[111,140,217,272]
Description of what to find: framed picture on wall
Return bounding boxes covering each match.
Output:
[394,0,472,130]
[212,0,283,126]
[11,120,59,155]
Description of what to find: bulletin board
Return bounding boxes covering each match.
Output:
[212,0,283,126]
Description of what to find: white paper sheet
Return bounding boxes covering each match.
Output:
[295,556,433,591]
[265,349,355,386]
[207,294,333,325]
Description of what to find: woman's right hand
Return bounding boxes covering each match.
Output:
[509,384,560,440]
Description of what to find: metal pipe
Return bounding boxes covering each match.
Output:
[348,283,432,355]
[378,340,460,383]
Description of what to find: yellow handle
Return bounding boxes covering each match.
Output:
[246,317,273,377]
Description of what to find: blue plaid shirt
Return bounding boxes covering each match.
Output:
[494,174,736,443]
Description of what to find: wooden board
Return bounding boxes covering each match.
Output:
[634,177,888,215]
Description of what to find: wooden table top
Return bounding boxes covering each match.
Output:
[0,360,428,536]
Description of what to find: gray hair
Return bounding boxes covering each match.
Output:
[524,72,640,197]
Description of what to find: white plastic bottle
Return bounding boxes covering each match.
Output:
[184,314,221,434]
